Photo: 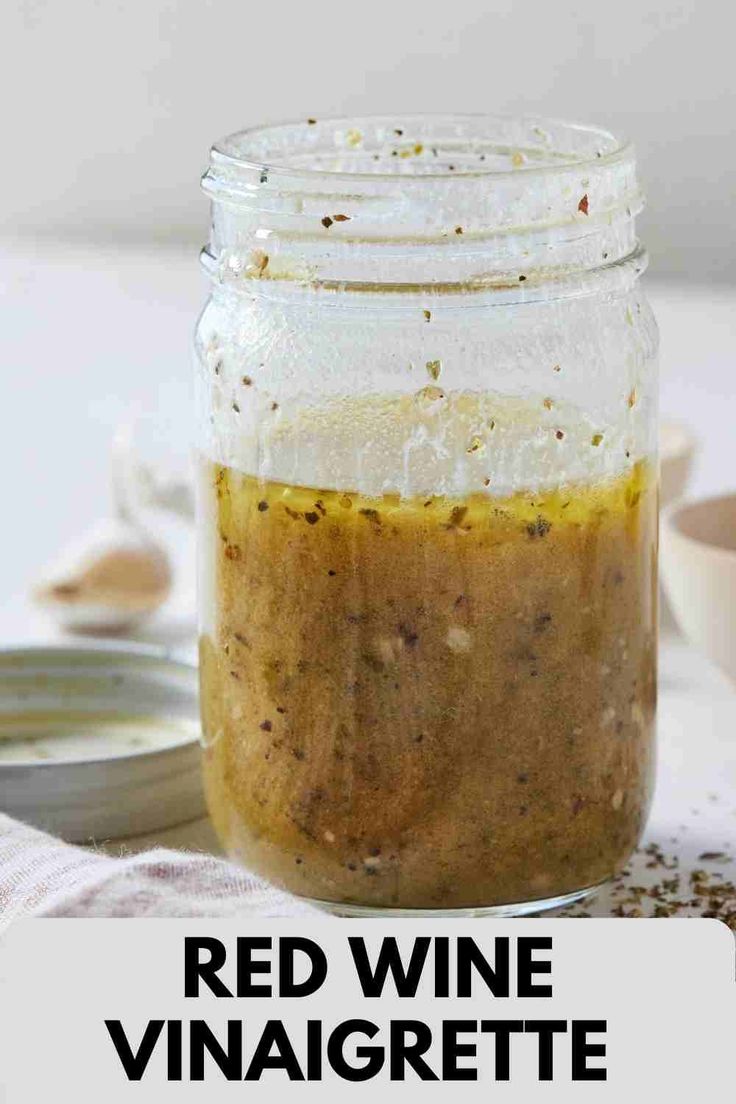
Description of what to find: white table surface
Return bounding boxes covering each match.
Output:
[1,239,734,919]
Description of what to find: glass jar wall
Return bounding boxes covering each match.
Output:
[195,116,658,915]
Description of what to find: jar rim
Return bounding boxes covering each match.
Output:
[203,113,641,292]
[209,112,632,185]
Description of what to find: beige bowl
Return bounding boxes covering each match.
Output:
[658,421,697,632]
[661,494,736,682]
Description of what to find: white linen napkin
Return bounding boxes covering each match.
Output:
[0,812,321,927]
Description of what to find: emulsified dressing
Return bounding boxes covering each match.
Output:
[199,395,657,910]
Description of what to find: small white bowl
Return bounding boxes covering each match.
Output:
[0,643,205,841]
[661,494,736,682]
[660,421,697,508]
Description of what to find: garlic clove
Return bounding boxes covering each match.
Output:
[32,515,172,633]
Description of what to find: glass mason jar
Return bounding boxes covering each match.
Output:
[195,115,658,916]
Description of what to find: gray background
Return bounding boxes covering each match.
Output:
[2,0,734,282]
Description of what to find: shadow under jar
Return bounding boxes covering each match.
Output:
[195,115,658,916]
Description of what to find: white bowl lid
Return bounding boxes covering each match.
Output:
[0,643,205,842]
